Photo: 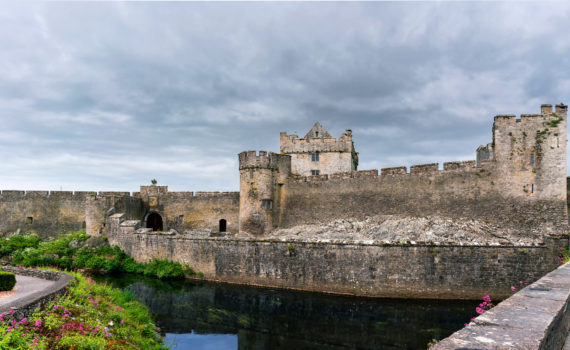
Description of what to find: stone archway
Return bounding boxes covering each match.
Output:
[146,212,163,232]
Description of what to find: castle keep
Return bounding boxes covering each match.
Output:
[0,103,567,239]
[279,122,358,176]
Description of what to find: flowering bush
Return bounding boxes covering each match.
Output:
[0,272,167,349]
[558,245,570,264]
[464,295,494,326]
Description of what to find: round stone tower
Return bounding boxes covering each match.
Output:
[238,150,290,235]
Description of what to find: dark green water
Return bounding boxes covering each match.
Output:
[94,274,477,350]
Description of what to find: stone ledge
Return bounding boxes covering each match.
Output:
[0,267,74,320]
[119,233,563,248]
[432,262,570,349]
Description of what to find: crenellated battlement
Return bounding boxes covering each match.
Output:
[238,150,290,170]
[443,160,476,171]
[0,190,133,199]
[280,130,354,153]
[289,160,483,184]
[410,163,438,175]
[166,191,239,199]
[493,103,567,126]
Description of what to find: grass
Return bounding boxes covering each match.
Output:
[0,271,168,349]
[1,232,195,280]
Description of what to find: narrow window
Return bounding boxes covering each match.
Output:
[311,170,320,176]
[250,170,254,180]
[311,152,320,162]
[530,153,535,167]
[262,200,272,209]
[219,219,227,232]
[315,131,319,137]
[178,215,184,224]
[531,184,534,193]
[26,217,33,224]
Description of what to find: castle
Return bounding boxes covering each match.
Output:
[0,103,567,241]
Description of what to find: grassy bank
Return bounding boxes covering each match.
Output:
[0,232,195,280]
[0,271,167,349]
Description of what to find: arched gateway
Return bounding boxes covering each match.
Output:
[146,212,163,231]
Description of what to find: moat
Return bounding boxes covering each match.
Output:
[94,274,479,349]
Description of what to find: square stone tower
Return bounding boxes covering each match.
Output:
[280,122,358,176]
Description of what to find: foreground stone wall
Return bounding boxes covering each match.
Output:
[434,260,570,349]
[108,230,567,299]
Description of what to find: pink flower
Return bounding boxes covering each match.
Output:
[511,286,516,291]
[34,319,42,327]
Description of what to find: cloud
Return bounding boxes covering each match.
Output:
[0,2,569,191]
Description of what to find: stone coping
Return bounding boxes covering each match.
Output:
[432,262,570,349]
[0,267,74,320]
[118,232,563,248]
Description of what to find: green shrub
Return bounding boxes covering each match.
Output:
[0,271,16,291]
[0,234,41,257]
[5,231,198,280]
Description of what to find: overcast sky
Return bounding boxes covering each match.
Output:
[1,1,569,192]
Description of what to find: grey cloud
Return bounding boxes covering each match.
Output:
[1,2,569,191]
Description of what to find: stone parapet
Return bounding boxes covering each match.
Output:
[433,261,570,349]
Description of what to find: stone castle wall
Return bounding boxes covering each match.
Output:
[107,229,567,299]
[0,190,96,238]
[288,152,355,177]
[160,191,239,233]
[280,161,567,236]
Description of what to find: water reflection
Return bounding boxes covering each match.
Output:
[95,274,477,349]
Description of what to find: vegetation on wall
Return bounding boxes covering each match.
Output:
[0,272,167,349]
[0,232,195,280]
